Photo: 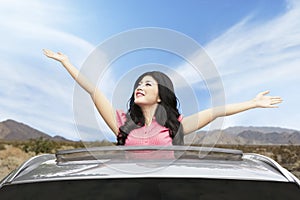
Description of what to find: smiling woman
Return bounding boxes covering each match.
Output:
[43,49,283,146]
[116,71,183,146]
[134,76,160,106]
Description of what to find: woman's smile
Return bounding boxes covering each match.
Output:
[135,90,145,98]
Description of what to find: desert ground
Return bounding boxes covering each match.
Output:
[0,141,299,180]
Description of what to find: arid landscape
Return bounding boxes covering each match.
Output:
[0,119,300,180]
[0,140,84,180]
[215,144,300,179]
[0,141,299,180]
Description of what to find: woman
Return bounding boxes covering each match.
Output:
[43,49,283,146]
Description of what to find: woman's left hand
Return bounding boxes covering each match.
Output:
[253,90,283,108]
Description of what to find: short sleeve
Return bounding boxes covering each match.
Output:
[116,110,127,128]
[178,114,183,122]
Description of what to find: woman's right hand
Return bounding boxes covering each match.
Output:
[43,49,69,63]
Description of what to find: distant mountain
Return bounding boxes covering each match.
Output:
[1,119,300,144]
[0,119,70,141]
[221,126,298,135]
[184,126,300,145]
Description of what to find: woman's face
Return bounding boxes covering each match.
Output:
[134,75,160,106]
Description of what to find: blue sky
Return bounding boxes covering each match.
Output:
[1,0,300,141]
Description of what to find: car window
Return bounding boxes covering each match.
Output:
[1,178,299,200]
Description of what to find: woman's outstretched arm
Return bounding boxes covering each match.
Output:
[43,49,119,135]
[181,91,283,134]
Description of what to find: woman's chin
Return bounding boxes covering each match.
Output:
[134,100,144,106]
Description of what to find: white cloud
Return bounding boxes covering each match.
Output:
[2,0,300,142]
[176,0,300,130]
[0,0,95,140]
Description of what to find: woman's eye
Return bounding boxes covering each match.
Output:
[145,83,152,86]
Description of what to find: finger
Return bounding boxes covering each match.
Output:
[271,100,283,104]
[270,98,282,102]
[42,49,48,54]
[271,96,281,99]
[260,90,270,96]
[273,97,283,101]
[43,49,51,53]
[43,50,51,57]
[43,49,53,56]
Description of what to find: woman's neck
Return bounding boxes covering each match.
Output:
[140,104,158,126]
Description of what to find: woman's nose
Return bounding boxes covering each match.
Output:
[137,84,144,89]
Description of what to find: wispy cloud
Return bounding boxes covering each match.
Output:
[1,0,300,142]
[177,0,300,130]
[0,0,95,140]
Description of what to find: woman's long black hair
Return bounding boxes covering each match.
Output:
[117,71,184,145]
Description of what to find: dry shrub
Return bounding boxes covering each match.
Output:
[0,143,5,151]
[0,145,34,180]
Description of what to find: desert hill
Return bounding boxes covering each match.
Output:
[185,126,300,145]
[1,119,300,144]
[0,119,69,141]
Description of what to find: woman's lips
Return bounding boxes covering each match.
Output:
[135,91,145,98]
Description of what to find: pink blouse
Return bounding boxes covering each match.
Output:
[116,110,183,146]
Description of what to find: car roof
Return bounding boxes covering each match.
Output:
[2,146,300,186]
